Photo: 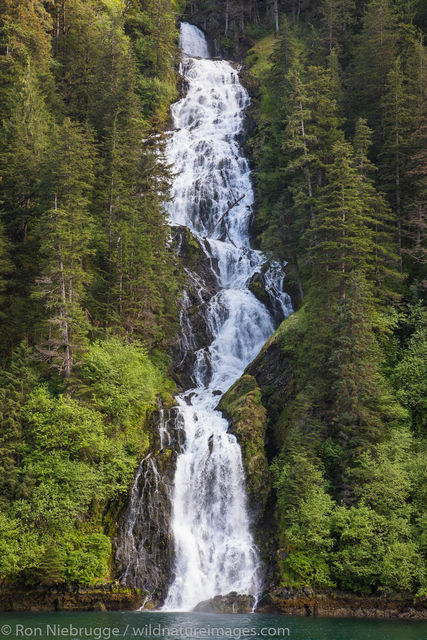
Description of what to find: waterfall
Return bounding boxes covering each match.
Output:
[163,23,292,612]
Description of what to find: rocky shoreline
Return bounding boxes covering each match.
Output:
[0,585,142,613]
[256,588,427,621]
[0,586,426,620]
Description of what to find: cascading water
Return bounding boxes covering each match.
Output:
[163,23,292,612]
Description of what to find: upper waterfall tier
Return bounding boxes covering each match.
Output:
[179,22,210,58]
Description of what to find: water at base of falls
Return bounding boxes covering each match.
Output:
[163,23,292,612]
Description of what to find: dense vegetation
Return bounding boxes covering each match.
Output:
[0,0,182,586]
[0,0,425,600]
[205,0,426,596]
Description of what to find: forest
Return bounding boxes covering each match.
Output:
[0,0,426,601]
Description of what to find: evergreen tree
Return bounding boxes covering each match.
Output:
[312,141,374,296]
[0,65,51,353]
[353,117,376,178]
[35,119,96,378]
[351,0,398,129]
[319,0,355,54]
[403,40,427,280]
[0,0,53,121]
[37,544,65,586]
[0,342,39,503]
[380,57,411,274]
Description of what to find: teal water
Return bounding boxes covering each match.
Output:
[0,612,426,640]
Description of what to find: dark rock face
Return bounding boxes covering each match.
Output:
[193,592,255,613]
[170,226,220,388]
[114,405,184,606]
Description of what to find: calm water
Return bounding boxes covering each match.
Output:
[0,612,425,640]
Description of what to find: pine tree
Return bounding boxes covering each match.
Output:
[327,273,401,501]
[0,342,39,503]
[403,40,427,280]
[312,141,375,297]
[380,57,411,274]
[282,64,343,248]
[47,0,104,123]
[37,544,65,585]
[351,0,398,129]
[35,119,97,378]
[0,0,53,121]
[0,64,51,353]
[353,117,376,178]
[319,0,355,54]
[353,118,400,301]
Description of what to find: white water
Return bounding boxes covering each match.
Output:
[163,23,291,612]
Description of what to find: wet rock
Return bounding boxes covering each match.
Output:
[248,271,271,310]
[0,585,143,612]
[193,592,256,613]
[170,226,220,387]
[114,405,184,605]
[255,587,427,620]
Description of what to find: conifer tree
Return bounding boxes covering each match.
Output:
[380,57,411,273]
[353,118,400,301]
[353,117,376,178]
[0,65,51,353]
[351,0,398,129]
[403,40,427,278]
[0,0,53,120]
[312,141,375,297]
[0,342,39,503]
[319,0,355,54]
[327,277,398,501]
[35,119,96,378]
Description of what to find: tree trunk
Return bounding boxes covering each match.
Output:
[273,0,279,33]
[240,2,245,30]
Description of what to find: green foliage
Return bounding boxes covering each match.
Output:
[22,387,106,460]
[36,544,66,586]
[0,0,180,588]
[272,450,335,588]
[0,512,41,581]
[0,0,425,600]
[65,534,111,586]
[0,341,171,583]
[392,306,427,429]
[14,452,105,533]
[241,1,426,596]
[77,338,166,429]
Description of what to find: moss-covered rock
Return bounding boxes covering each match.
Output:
[219,375,269,518]
[245,309,304,458]
[0,585,143,612]
[248,272,271,309]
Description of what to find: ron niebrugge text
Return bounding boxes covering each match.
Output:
[2,624,291,640]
